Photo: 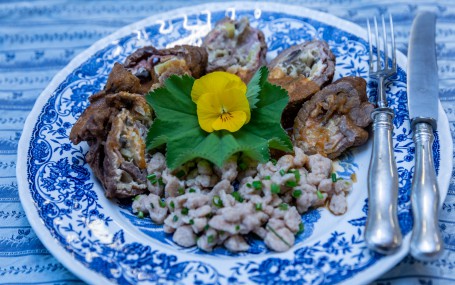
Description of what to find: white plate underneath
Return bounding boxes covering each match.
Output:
[17,2,452,284]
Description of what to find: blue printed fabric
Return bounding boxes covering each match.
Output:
[1,1,454,284]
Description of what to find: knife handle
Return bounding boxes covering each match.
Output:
[410,122,443,261]
[365,108,402,254]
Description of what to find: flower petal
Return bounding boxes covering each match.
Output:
[220,86,250,123]
[191,71,246,103]
[196,92,223,132]
[212,111,247,132]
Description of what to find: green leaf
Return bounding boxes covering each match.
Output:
[145,75,196,122]
[168,131,264,169]
[254,81,289,121]
[246,66,268,109]
[241,80,293,153]
[242,122,292,152]
[146,119,200,150]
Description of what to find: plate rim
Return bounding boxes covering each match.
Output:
[16,2,453,284]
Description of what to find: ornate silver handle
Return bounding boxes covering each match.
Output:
[410,122,443,261]
[365,108,402,254]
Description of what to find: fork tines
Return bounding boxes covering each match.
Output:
[367,14,397,108]
[367,14,396,76]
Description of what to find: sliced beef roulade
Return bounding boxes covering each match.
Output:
[268,40,336,128]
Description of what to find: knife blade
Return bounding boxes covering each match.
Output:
[407,11,443,261]
[408,12,439,124]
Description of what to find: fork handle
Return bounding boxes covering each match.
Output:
[410,122,443,261]
[365,108,402,254]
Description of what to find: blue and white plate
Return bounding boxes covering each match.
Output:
[17,2,452,284]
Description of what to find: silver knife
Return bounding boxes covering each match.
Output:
[407,11,443,261]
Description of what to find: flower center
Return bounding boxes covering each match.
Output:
[220,111,233,122]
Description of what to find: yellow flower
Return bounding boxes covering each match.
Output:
[191,72,250,133]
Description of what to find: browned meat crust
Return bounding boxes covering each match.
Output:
[268,40,336,128]
[202,17,267,83]
[82,63,151,108]
[293,77,374,159]
[70,91,152,198]
[124,44,208,89]
[70,62,153,199]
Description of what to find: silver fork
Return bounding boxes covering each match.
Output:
[364,14,403,254]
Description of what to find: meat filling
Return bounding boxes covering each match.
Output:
[70,91,152,198]
[268,40,336,128]
[203,17,267,83]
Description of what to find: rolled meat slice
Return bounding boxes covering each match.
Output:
[202,17,267,83]
[124,44,208,90]
[70,91,152,198]
[293,77,374,159]
[268,40,336,128]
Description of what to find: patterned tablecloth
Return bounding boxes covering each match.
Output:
[1,0,454,284]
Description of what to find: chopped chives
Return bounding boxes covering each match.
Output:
[177,188,185,195]
[132,195,141,201]
[173,215,178,222]
[181,207,189,215]
[331,173,337,182]
[252,181,262,190]
[231,192,244,202]
[246,183,252,188]
[266,225,291,247]
[293,170,301,182]
[255,203,262,211]
[285,180,297,187]
[279,203,289,211]
[270,158,277,165]
[204,224,209,231]
[137,211,144,219]
[297,222,305,235]
[189,219,194,225]
[271,183,280,194]
[263,175,271,180]
[159,200,166,208]
[189,188,196,193]
[146,174,156,181]
[279,169,286,176]
[212,195,224,208]
[170,201,175,209]
[316,190,324,200]
[292,189,302,198]
[158,178,165,186]
[235,225,240,231]
[150,203,155,209]
[207,235,214,243]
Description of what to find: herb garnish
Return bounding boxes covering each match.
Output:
[145,67,292,169]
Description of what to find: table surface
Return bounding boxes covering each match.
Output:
[1,0,454,284]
